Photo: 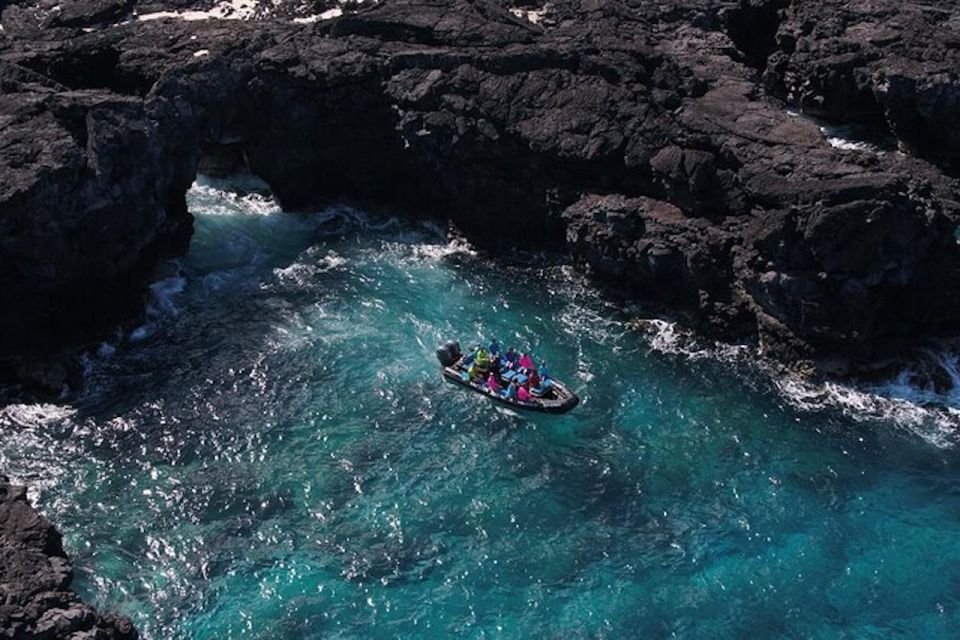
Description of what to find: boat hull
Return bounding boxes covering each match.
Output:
[441,361,579,414]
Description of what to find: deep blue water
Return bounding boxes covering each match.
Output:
[2,177,960,638]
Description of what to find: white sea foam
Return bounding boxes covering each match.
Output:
[273,250,347,286]
[637,316,960,447]
[188,182,281,217]
[137,0,259,22]
[292,7,342,22]
[0,403,76,429]
[135,0,372,23]
[775,374,960,448]
[318,212,475,263]
[823,136,873,152]
[129,325,152,342]
[408,237,477,261]
[785,109,888,154]
[148,277,187,317]
[509,6,548,24]
[775,343,960,447]
[820,129,882,153]
[640,318,747,363]
[127,276,187,342]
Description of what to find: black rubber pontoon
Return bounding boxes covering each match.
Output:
[436,340,579,414]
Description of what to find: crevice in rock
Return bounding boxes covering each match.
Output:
[722,0,790,69]
[21,45,122,90]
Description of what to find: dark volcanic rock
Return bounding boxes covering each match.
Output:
[0,0,959,379]
[0,70,195,361]
[0,475,137,639]
[563,193,749,337]
[764,0,960,168]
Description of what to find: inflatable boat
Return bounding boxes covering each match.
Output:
[436,340,579,414]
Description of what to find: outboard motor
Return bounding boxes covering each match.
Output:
[436,340,462,367]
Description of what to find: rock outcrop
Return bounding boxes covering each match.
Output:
[0,0,958,377]
[763,0,960,171]
[0,475,138,639]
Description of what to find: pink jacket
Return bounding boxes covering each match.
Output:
[517,386,530,401]
[519,354,534,369]
[487,374,501,392]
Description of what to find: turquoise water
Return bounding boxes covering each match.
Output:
[3,177,960,638]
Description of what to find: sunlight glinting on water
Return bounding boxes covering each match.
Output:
[2,175,960,638]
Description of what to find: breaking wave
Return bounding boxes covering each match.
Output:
[636,316,960,447]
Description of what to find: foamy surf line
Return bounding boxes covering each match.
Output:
[776,376,960,448]
[636,318,960,447]
[188,179,281,217]
[0,403,77,429]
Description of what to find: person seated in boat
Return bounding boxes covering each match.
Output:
[518,352,534,372]
[503,347,518,369]
[527,369,541,389]
[487,372,501,393]
[474,347,490,373]
[517,384,531,402]
[539,361,550,379]
[502,380,518,399]
[488,337,500,357]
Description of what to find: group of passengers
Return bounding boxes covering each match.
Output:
[464,337,551,401]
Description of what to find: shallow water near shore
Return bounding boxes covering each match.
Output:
[3,176,960,638]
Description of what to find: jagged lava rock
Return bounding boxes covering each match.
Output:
[764,0,960,167]
[0,0,958,376]
[0,475,138,639]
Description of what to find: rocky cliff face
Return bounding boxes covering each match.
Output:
[0,0,958,377]
[763,0,960,172]
[0,475,138,639]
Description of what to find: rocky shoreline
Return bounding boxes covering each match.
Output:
[1,0,959,380]
[0,475,137,639]
[1,0,959,632]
